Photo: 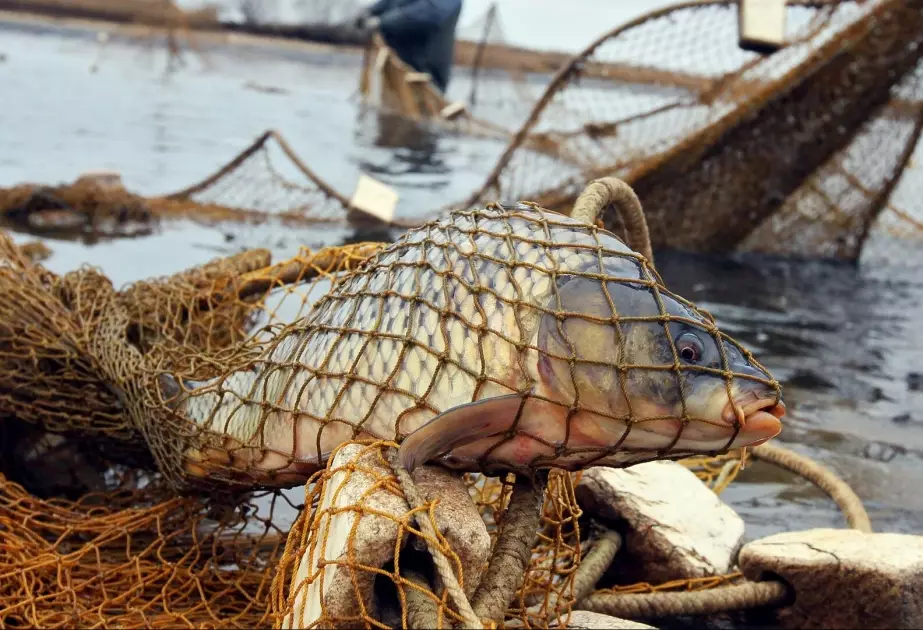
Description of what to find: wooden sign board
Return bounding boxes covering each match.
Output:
[739,0,787,54]
[348,174,399,224]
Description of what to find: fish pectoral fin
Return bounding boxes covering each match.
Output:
[398,394,526,472]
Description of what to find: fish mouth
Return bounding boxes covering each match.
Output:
[722,391,786,447]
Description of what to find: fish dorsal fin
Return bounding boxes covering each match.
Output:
[398,394,526,472]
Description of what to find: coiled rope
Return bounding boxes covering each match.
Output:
[570,441,872,619]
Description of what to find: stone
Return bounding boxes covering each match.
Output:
[574,461,745,583]
[282,443,491,629]
[739,528,923,629]
[562,610,658,629]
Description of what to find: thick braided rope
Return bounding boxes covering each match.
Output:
[571,176,654,264]
[578,580,789,618]
[570,529,623,603]
[386,448,484,629]
[751,442,872,532]
[471,474,546,624]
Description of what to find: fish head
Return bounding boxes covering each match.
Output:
[535,269,784,465]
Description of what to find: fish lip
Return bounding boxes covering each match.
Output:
[722,391,786,426]
[720,391,786,447]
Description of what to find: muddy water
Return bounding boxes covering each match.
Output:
[1,17,921,543]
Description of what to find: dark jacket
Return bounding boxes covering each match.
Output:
[368,0,463,93]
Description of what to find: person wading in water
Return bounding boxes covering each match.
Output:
[354,0,464,94]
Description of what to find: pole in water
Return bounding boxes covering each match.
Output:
[467,3,498,108]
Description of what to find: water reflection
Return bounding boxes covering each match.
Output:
[353,107,449,178]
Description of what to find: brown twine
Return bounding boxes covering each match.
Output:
[577,579,790,618]
[751,442,872,533]
[571,177,655,264]
[386,448,484,629]
[471,473,547,624]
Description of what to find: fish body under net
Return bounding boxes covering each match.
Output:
[170,203,782,482]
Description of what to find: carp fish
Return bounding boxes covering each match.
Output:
[162,204,784,484]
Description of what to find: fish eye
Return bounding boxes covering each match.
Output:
[676,332,705,364]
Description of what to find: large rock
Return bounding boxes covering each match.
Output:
[575,461,745,583]
[282,442,491,629]
[562,610,657,629]
[739,528,923,629]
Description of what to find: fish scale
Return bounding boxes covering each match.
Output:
[176,204,644,467]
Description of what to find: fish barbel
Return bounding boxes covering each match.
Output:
[163,203,784,484]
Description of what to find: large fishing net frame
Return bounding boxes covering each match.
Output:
[453,0,923,262]
[0,173,873,628]
[0,130,358,241]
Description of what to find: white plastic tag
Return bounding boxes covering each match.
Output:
[349,174,399,223]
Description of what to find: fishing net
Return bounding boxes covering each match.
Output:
[0,131,353,241]
[460,0,923,261]
[0,190,776,627]
[0,471,293,628]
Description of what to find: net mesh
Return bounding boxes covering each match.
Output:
[460,0,923,261]
[0,197,766,628]
[274,442,585,629]
[0,131,354,242]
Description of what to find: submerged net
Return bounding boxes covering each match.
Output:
[0,195,774,627]
[0,131,354,241]
[460,0,923,261]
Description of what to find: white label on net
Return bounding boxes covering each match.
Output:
[349,174,399,223]
[740,0,787,50]
[440,101,467,119]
